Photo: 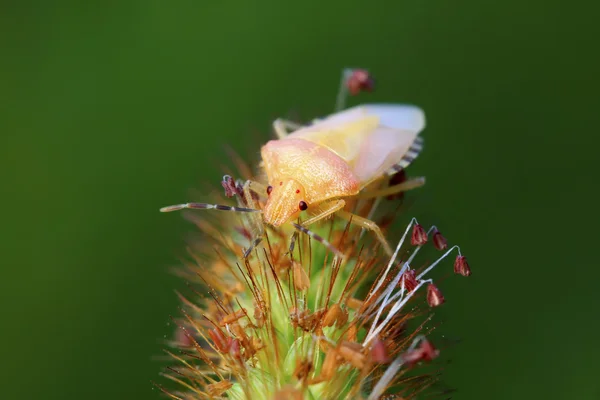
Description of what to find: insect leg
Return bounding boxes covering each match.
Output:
[355,177,426,199]
[288,199,346,256]
[300,199,346,227]
[273,118,304,139]
[336,210,393,256]
[290,223,344,259]
[241,180,267,258]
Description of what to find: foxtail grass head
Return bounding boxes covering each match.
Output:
[156,68,471,399]
[156,169,470,400]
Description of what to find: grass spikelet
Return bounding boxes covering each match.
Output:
[159,158,471,400]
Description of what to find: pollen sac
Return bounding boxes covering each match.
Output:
[400,269,419,293]
[419,339,439,362]
[346,69,375,95]
[292,261,310,291]
[370,337,391,364]
[432,229,448,250]
[253,301,266,328]
[427,283,445,307]
[454,255,472,276]
[176,326,197,348]
[229,323,248,342]
[345,324,358,342]
[289,307,321,332]
[273,386,304,400]
[229,338,242,360]
[235,180,245,197]
[208,328,231,353]
[221,175,237,197]
[206,380,233,397]
[339,341,366,369]
[293,359,313,382]
[219,308,247,326]
[247,336,264,357]
[320,349,340,381]
[345,297,363,310]
[322,303,348,328]
[411,224,428,246]
[402,338,440,367]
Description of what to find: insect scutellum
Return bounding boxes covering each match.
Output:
[160,68,427,258]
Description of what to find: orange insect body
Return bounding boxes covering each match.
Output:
[261,137,360,226]
[261,104,425,251]
[160,69,426,257]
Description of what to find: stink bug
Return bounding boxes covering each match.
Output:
[161,68,426,257]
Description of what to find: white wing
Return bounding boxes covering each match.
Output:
[285,103,426,187]
[357,104,426,133]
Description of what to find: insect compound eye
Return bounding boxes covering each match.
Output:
[298,201,308,211]
[266,185,273,195]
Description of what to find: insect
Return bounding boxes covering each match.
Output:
[160,68,426,258]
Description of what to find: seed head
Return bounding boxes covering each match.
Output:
[159,161,471,399]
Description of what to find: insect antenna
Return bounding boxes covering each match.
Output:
[290,223,344,259]
[160,203,262,213]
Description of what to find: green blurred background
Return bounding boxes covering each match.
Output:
[1,1,598,399]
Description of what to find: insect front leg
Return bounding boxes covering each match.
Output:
[272,118,304,139]
[240,180,267,258]
[336,210,393,256]
[288,200,346,256]
[300,199,346,227]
